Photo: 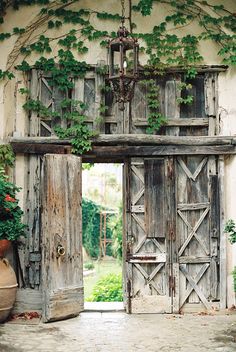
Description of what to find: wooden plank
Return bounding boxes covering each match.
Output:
[12,143,72,154]
[46,287,84,322]
[29,69,40,137]
[180,302,220,313]
[41,154,83,322]
[145,159,165,238]
[13,289,42,314]
[134,118,209,127]
[94,61,105,133]
[219,156,226,309]
[210,258,218,300]
[179,256,211,264]
[12,143,236,158]
[12,143,236,156]
[204,73,216,136]
[10,135,236,146]
[131,205,144,213]
[165,80,179,136]
[84,145,236,157]
[84,78,95,121]
[131,295,171,313]
[27,70,42,288]
[172,263,179,313]
[177,202,210,210]
[210,175,220,237]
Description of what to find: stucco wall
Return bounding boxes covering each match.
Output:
[0,0,236,306]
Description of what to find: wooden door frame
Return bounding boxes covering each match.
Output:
[8,144,228,314]
[82,154,226,312]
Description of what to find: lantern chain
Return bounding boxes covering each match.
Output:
[121,0,125,25]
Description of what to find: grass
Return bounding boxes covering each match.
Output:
[83,258,122,301]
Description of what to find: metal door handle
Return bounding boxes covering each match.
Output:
[57,245,65,256]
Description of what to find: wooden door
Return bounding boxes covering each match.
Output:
[124,157,174,313]
[175,155,220,313]
[124,156,221,314]
[41,154,83,322]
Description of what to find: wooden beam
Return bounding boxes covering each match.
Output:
[133,118,209,127]
[83,145,236,158]
[12,143,72,154]
[10,135,236,146]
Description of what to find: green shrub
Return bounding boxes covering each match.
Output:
[87,273,123,302]
[233,267,236,292]
[84,262,95,270]
[224,219,236,244]
[82,198,113,258]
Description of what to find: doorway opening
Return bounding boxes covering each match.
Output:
[82,163,124,311]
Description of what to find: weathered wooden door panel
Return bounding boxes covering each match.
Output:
[124,158,172,313]
[41,154,83,322]
[175,156,220,313]
[125,155,220,314]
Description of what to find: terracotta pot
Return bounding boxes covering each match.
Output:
[0,239,11,258]
[0,258,18,323]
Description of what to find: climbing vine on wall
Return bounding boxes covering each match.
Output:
[0,145,15,169]
[0,0,235,151]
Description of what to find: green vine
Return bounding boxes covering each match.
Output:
[23,98,95,154]
[0,145,15,168]
[0,0,235,150]
[141,79,167,134]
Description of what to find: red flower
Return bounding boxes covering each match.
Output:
[5,194,16,202]
[5,208,10,212]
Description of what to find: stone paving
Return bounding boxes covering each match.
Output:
[0,312,236,352]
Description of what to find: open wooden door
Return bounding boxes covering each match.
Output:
[124,157,174,313]
[41,154,83,322]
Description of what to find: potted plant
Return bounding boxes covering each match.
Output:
[0,167,26,257]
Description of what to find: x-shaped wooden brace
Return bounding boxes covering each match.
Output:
[133,237,165,255]
[177,157,208,182]
[178,207,210,256]
[180,264,211,310]
[134,263,164,296]
[131,164,144,206]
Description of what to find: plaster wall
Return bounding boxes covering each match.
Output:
[0,0,236,307]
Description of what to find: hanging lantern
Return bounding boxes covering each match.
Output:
[108,20,139,111]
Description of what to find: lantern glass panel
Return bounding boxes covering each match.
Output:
[110,49,121,77]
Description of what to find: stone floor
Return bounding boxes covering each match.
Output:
[0,312,236,352]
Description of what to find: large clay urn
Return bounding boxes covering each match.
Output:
[0,258,18,323]
[0,239,11,258]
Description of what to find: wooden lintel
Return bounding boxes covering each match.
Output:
[84,145,236,158]
[12,143,72,155]
[10,135,236,146]
[11,142,236,157]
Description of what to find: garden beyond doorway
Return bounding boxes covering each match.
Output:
[82,164,123,308]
